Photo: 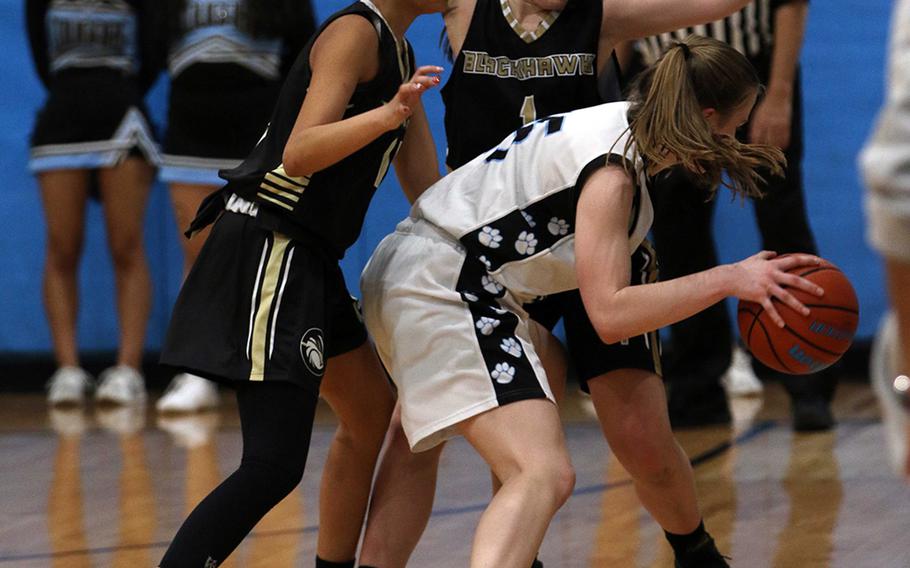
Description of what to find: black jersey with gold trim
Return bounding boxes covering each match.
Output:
[441,0,604,170]
[216,0,413,259]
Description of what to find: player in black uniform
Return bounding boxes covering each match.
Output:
[26,0,162,407]
[157,1,445,565]
[358,2,766,567]
[156,0,316,414]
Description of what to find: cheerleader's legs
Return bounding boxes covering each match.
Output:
[97,157,153,369]
[169,182,216,279]
[38,169,91,368]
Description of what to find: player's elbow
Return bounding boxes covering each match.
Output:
[588,310,626,345]
[595,327,627,346]
[282,143,316,178]
[281,153,307,178]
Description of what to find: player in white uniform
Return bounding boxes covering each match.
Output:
[360,36,825,568]
[861,0,910,481]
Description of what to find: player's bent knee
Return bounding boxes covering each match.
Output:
[524,459,576,509]
[241,457,305,502]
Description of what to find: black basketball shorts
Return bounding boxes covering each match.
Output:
[160,212,367,394]
[526,242,663,391]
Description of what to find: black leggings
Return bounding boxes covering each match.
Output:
[159,381,318,567]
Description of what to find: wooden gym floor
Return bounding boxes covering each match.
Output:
[0,381,908,567]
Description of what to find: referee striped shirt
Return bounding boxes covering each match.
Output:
[635,0,805,67]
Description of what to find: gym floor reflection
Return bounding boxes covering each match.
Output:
[0,381,908,567]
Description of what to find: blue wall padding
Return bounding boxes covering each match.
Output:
[0,0,892,354]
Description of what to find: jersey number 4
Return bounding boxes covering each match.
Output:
[485,115,565,162]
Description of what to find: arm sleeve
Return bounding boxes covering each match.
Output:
[25,0,50,88]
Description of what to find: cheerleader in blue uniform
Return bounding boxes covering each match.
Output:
[26,0,162,406]
[156,0,315,413]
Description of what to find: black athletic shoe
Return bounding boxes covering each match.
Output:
[673,534,730,568]
[792,398,835,432]
[530,558,544,568]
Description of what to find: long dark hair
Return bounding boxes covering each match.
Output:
[166,0,314,39]
[624,35,785,199]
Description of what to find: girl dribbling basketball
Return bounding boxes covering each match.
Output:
[360,36,825,568]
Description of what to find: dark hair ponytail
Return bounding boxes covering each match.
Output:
[624,36,785,198]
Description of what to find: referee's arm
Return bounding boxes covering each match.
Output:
[601,0,753,43]
[749,0,809,149]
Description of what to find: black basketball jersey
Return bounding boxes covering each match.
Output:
[214,0,413,258]
[441,0,605,169]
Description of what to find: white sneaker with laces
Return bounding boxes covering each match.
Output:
[46,366,93,406]
[722,345,764,397]
[95,365,147,405]
[156,373,219,413]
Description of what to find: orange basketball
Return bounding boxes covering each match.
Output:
[737,257,859,374]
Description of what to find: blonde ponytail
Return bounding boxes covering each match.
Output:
[624,36,785,199]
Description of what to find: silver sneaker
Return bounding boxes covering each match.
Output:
[46,366,93,406]
[94,365,147,405]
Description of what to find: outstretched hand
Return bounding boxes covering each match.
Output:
[732,251,825,328]
[383,65,444,130]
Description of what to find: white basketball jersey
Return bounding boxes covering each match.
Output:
[412,102,653,301]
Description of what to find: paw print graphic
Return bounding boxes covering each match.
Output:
[491,362,516,384]
[514,231,538,255]
[500,337,522,357]
[475,316,501,336]
[548,217,569,236]
[461,291,479,303]
[481,275,504,295]
[521,210,537,228]
[478,226,503,249]
[478,255,492,269]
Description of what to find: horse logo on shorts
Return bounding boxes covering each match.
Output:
[300,328,326,377]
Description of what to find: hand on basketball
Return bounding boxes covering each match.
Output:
[383,65,444,130]
[733,251,825,328]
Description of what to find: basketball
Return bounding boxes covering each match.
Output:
[737,257,859,374]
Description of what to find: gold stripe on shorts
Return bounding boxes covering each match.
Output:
[249,233,291,381]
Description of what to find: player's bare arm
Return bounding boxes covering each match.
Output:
[394,97,442,204]
[441,0,476,58]
[575,164,824,344]
[282,16,441,177]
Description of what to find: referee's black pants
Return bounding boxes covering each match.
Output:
[650,78,835,425]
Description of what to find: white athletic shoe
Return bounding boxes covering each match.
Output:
[94,365,147,405]
[156,373,219,413]
[46,366,93,406]
[722,346,764,397]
